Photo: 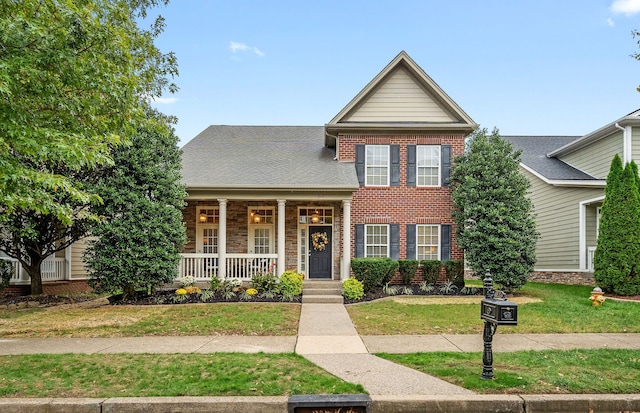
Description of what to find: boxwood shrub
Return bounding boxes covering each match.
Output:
[445,260,465,289]
[420,260,442,285]
[351,257,398,292]
[398,259,419,285]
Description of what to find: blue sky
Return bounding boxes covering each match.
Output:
[148,0,640,147]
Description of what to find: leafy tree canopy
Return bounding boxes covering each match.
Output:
[450,128,538,292]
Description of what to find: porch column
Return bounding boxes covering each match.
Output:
[218,198,227,279]
[341,199,352,280]
[277,199,286,276]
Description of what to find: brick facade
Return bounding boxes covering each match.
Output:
[339,133,465,261]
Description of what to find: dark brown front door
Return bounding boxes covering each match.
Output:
[308,226,332,279]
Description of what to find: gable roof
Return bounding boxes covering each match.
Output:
[181,126,359,193]
[325,51,476,144]
[503,136,600,183]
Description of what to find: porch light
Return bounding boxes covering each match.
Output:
[199,212,207,223]
[311,211,320,223]
[253,212,261,223]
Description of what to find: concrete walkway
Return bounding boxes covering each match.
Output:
[1,302,640,396]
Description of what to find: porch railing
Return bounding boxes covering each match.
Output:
[2,257,66,284]
[178,253,278,282]
[587,246,596,271]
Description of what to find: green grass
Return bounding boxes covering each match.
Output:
[378,349,640,394]
[347,283,640,335]
[0,353,364,397]
[0,303,300,337]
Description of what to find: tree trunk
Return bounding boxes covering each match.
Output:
[25,252,44,296]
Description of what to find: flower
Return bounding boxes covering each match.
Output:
[246,288,258,295]
[175,288,187,295]
[185,286,201,295]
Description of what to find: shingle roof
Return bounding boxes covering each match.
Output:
[181,126,359,190]
[502,136,597,180]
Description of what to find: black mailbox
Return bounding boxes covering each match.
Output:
[481,298,518,325]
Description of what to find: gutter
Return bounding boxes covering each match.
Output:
[615,122,632,164]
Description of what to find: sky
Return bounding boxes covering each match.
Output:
[147,0,640,147]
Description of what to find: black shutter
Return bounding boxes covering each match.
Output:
[355,145,365,186]
[441,145,452,187]
[406,145,416,187]
[355,224,364,258]
[390,145,400,186]
[390,224,400,260]
[406,224,416,259]
[441,224,451,262]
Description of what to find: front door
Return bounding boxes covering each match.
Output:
[308,226,332,279]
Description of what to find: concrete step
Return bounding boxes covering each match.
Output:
[301,295,344,304]
[303,280,342,289]
[303,288,343,296]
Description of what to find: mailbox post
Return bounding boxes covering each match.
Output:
[480,270,518,380]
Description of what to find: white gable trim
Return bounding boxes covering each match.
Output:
[520,164,605,188]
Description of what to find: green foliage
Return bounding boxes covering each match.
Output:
[350,258,399,292]
[251,273,280,294]
[450,128,538,292]
[420,260,442,285]
[278,271,303,297]
[342,278,364,300]
[84,110,186,299]
[398,260,419,284]
[594,156,640,295]
[0,260,12,291]
[210,277,222,292]
[0,0,177,294]
[444,260,465,289]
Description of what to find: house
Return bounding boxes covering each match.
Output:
[2,51,476,291]
[178,51,476,281]
[503,109,640,282]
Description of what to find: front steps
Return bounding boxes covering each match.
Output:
[302,280,343,304]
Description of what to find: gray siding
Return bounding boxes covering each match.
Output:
[343,67,458,123]
[559,132,622,179]
[524,168,603,270]
[632,126,640,163]
[70,238,90,279]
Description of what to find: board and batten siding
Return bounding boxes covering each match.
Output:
[523,168,603,270]
[343,67,458,123]
[559,131,623,179]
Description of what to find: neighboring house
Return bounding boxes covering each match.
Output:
[503,109,640,276]
[179,51,476,281]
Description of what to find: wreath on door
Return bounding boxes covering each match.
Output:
[312,231,330,251]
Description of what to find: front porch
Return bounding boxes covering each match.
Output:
[181,198,354,282]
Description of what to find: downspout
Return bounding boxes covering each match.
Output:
[615,123,631,164]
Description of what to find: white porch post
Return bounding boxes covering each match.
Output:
[218,198,227,279]
[277,199,286,276]
[341,199,352,280]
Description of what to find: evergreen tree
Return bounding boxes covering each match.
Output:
[83,110,186,299]
[450,128,538,292]
[594,156,640,295]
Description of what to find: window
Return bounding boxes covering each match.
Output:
[248,207,274,254]
[366,145,389,186]
[365,224,389,257]
[417,225,440,260]
[196,206,219,254]
[417,145,441,186]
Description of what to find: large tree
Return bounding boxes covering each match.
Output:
[450,128,538,292]
[83,109,187,300]
[594,155,640,295]
[0,0,177,294]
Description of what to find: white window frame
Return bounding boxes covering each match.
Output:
[365,145,390,186]
[365,224,389,258]
[417,145,441,187]
[248,207,275,254]
[416,224,440,261]
[196,206,219,254]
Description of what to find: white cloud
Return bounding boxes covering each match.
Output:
[607,17,615,26]
[611,0,640,16]
[229,41,264,57]
[150,96,178,104]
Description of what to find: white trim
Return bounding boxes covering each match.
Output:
[416,224,441,261]
[520,164,605,187]
[416,145,441,187]
[365,145,390,187]
[534,268,594,273]
[297,206,335,279]
[277,200,286,277]
[341,200,351,280]
[217,199,227,280]
[624,125,632,165]
[578,196,605,270]
[364,224,390,258]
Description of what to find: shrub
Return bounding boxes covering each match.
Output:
[445,260,465,289]
[351,258,398,292]
[210,277,222,292]
[251,273,280,294]
[420,260,442,285]
[342,278,364,300]
[398,260,419,284]
[279,270,303,296]
[0,260,13,292]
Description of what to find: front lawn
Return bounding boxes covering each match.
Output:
[379,349,640,394]
[0,303,300,337]
[0,353,364,397]
[347,283,640,335]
